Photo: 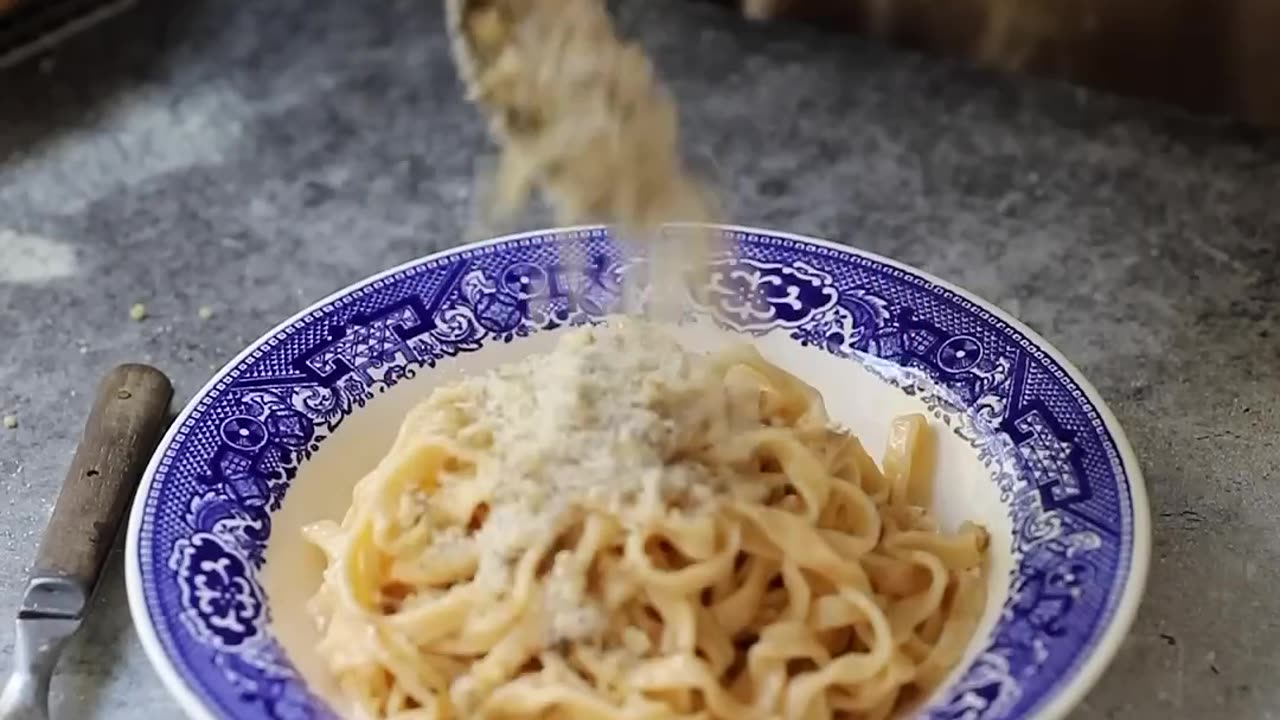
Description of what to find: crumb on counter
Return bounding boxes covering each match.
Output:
[198,305,215,320]
[130,303,148,322]
[2,415,16,430]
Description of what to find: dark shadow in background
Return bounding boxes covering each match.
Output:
[0,0,220,169]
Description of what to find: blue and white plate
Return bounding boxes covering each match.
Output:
[126,225,1150,720]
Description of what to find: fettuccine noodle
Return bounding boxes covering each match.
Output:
[305,321,989,719]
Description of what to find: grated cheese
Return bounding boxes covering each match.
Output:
[413,321,727,640]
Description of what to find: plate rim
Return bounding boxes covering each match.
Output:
[124,223,1151,720]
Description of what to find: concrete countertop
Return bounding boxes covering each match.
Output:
[1,0,1277,718]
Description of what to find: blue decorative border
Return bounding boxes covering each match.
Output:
[132,228,1139,720]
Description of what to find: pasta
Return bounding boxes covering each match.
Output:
[304,320,989,719]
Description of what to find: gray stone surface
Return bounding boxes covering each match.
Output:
[1,0,1278,717]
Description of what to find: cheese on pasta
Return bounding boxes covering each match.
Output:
[305,321,989,719]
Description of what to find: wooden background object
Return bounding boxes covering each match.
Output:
[30,364,173,596]
[722,0,1280,128]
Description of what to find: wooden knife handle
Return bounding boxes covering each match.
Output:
[30,364,173,596]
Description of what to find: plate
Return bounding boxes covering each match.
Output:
[125,225,1150,719]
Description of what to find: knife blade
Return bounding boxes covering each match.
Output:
[0,364,172,720]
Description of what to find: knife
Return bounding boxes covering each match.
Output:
[0,364,172,720]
